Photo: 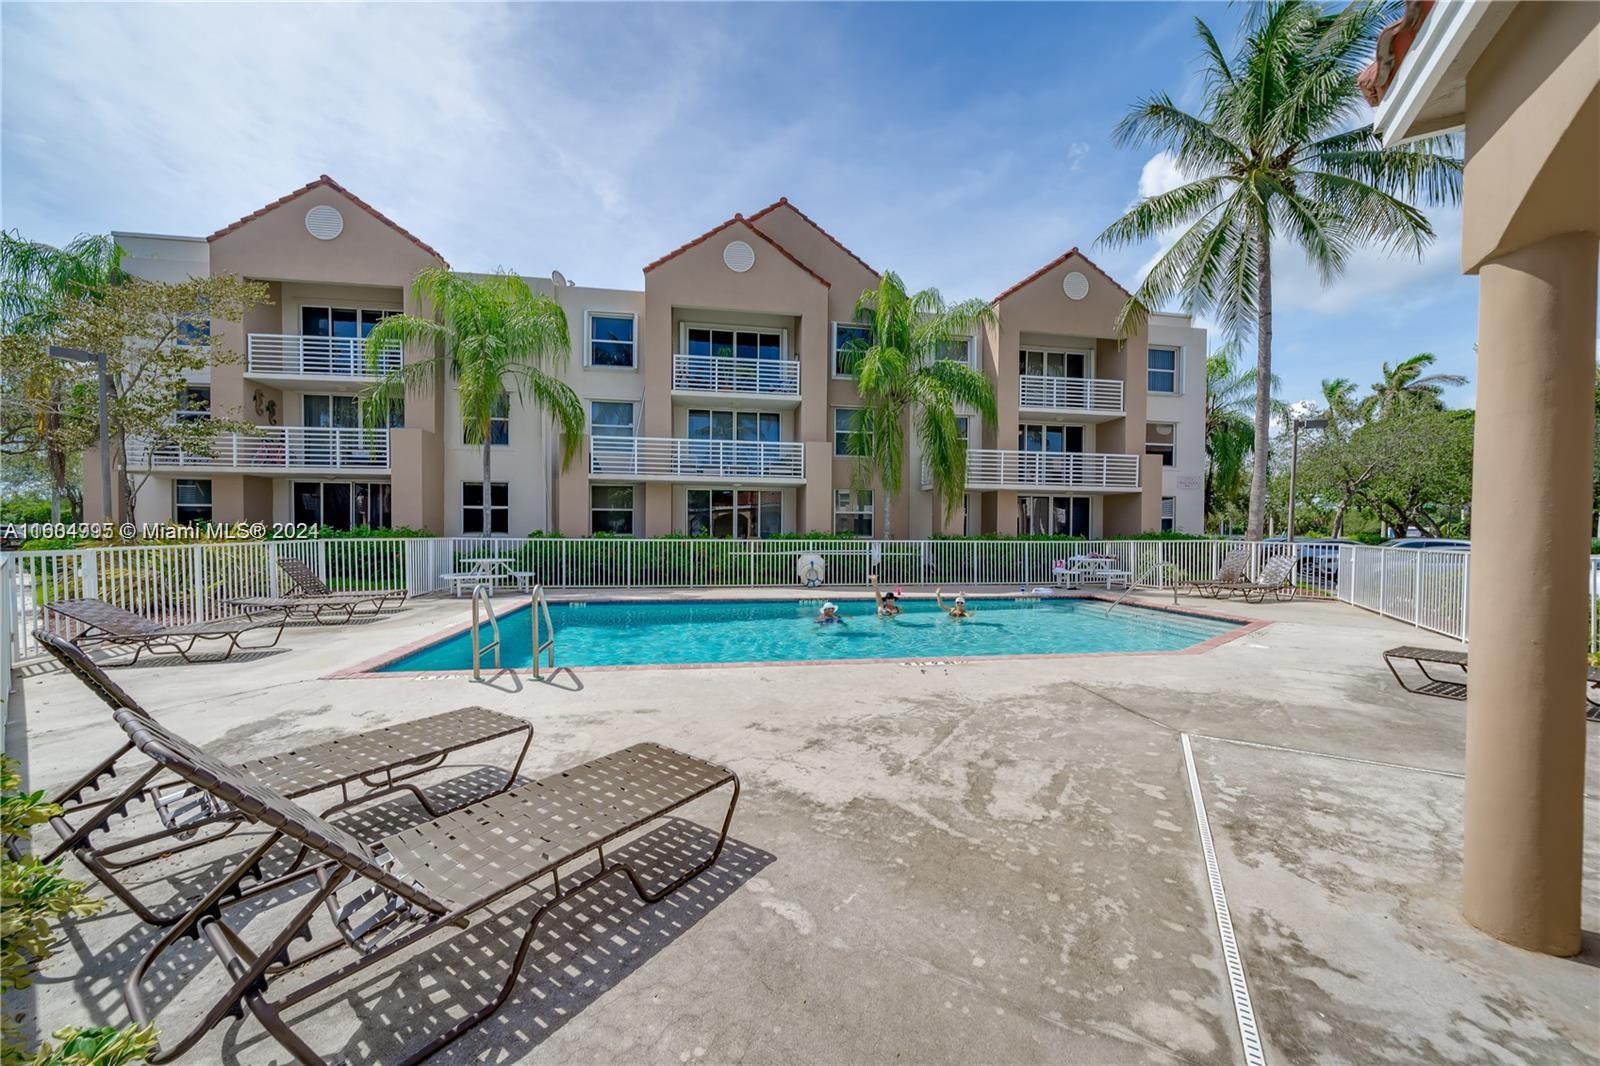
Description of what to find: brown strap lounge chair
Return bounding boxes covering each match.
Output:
[112,706,738,1065]
[1177,548,1251,598]
[1384,644,1600,721]
[28,631,533,926]
[1231,552,1300,604]
[278,556,407,612]
[43,597,287,665]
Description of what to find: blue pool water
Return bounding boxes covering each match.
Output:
[377,597,1239,671]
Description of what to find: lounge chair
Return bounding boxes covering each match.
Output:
[273,556,407,613]
[1384,644,1600,721]
[1231,552,1300,603]
[27,631,533,926]
[1176,548,1251,598]
[43,597,287,665]
[112,706,738,1064]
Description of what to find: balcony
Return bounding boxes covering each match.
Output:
[590,436,805,484]
[126,426,390,474]
[245,334,402,387]
[671,354,800,405]
[1018,375,1124,420]
[949,449,1141,492]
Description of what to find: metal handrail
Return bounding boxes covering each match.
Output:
[530,584,555,679]
[470,583,500,680]
[1106,560,1178,614]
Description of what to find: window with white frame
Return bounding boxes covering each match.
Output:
[1148,347,1178,393]
[1020,348,1089,378]
[589,313,636,368]
[834,489,873,536]
[683,325,784,361]
[1145,422,1176,467]
[687,488,781,538]
[935,335,975,367]
[173,479,212,525]
[833,322,871,376]
[591,485,635,535]
[834,407,862,456]
[462,481,509,534]
[463,391,510,446]
[590,400,635,438]
[1161,496,1176,532]
[176,385,211,422]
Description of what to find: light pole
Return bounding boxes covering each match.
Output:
[1286,416,1328,543]
[48,346,112,521]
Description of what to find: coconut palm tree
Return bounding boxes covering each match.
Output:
[1096,0,1462,540]
[841,271,997,537]
[1367,352,1467,417]
[363,269,583,535]
[1317,376,1366,430]
[1204,343,1264,525]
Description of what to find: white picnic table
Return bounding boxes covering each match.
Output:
[1052,554,1132,591]
[442,557,538,598]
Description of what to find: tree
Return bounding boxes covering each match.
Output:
[1367,352,1467,417]
[1096,1,1462,540]
[1204,341,1271,528]
[1298,407,1474,536]
[363,269,583,535]
[840,271,997,537]
[0,232,127,521]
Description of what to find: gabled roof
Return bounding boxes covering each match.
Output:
[746,197,879,277]
[206,175,448,265]
[992,246,1133,304]
[642,212,829,287]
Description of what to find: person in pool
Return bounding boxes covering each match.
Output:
[816,601,845,624]
[935,588,970,618]
[870,574,902,617]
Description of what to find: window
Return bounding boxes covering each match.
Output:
[1020,349,1088,378]
[377,398,405,429]
[1145,422,1176,467]
[1148,347,1178,393]
[833,490,873,536]
[589,313,636,368]
[303,394,360,428]
[173,479,212,525]
[686,489,781,537]
[464,392,510,445]
[176,385,211,422]
[834,407,862,456]
[936,336,974,367]
[591,485,635,535]
[686,408,779,442]
[1017,495,1090,536]
[590,401,635,438]
[833,323,871,377]
[1018,423,1084,453]
[462,481,509,534]
[293,482,391,530]
[1161,496,1176,533]
[684,326,784,361]
[176,317,209,347]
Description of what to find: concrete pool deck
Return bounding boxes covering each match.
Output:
[4,590,1597,1064]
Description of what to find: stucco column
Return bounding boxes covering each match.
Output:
[1461,231,1596,956]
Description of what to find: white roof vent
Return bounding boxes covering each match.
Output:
[1062,271,1089,300]
[723,239,756,273]
[305,205,344,241]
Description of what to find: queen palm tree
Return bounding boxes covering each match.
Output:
[841,271,997,537]
[1367,352,1467,417]
[1096,0,1462,540]
[363,269,583,535]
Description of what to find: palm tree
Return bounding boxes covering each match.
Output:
[363,269,583,534]
[1367,352,1467,417]
[841,271,997,537]
[1204,343,1264,525]
[1317,376,1366,430]
[1096,1,1462,540]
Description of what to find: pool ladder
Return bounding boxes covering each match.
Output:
[1105,561,1179,615]
[470,583,557,681]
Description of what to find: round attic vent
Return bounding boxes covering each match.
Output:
[723,239,755,273]
[305,205,344,240]
[1062,271,1089,300]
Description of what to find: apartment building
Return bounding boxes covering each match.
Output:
[92,177,1206,537]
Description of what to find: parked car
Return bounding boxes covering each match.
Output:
[1261,536,1360,584]
[1386,538,1470,551]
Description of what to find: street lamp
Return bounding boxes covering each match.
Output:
[1286,416,1329,543]
[47,346,112,522]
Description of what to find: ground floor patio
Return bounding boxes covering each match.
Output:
[4,592,1596,1064]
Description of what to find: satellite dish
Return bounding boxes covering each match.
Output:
[551,270,567,288]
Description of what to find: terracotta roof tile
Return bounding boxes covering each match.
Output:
[746,197,879,277]
[206,175,448,266]
[643,212,829,287]
[992,246,1133,304]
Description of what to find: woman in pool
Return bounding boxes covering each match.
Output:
[816,601,845,624]
[934,588,970,619]
[870,574,902,617]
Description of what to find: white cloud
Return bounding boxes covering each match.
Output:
[1137,151,1189,199]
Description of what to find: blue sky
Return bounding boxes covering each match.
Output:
[1,1,1479,410]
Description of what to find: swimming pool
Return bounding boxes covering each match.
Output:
[374,597,1244,672]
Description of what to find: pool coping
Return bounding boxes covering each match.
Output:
[329,591,1270,679]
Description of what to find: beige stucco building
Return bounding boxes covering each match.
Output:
[89,180,1206,539]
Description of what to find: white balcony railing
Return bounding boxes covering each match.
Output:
[126,426,390,472]
[246,334,402,378]
[961,448,1141,491]
[1018,375,1124,414]
[590,436,805,482]
[671,354,800,396]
